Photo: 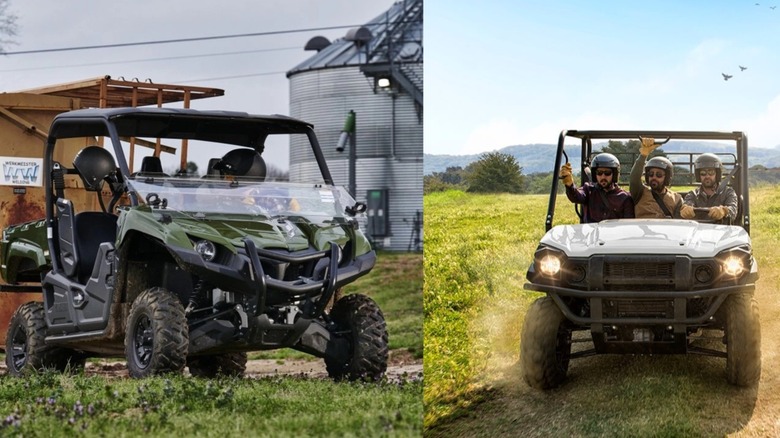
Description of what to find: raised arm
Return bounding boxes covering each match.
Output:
[630,137,661,202]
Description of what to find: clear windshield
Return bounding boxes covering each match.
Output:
[125,176,360,224]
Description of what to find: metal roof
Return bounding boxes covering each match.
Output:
[287,0,422,105]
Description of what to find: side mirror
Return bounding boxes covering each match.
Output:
[345,202,367,216]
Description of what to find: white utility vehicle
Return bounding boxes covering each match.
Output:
[521,130,760,389]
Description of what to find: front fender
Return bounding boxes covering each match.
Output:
[117,208,226,253]
[3,239,48,283]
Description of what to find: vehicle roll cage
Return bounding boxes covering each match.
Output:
[547,130,750,234]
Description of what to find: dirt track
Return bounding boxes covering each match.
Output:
[0,349,423,382]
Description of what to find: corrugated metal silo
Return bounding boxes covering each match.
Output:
[287,0,423,252]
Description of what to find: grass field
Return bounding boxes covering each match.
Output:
[424,185,780,436]
[0,251,423,436]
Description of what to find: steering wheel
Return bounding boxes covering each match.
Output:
[690,207,720,224]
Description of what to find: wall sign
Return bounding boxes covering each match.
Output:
[0,157,43,187]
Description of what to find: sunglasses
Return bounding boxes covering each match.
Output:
[699,169,717,177]
[646,171,665,178]
[595,169,613,176]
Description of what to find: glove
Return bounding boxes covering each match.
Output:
[639,137,659,157]
[708,205,729,220]
[560,162,574,187]
[680,204,695,219]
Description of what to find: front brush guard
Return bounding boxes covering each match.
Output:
[242,237,339,319]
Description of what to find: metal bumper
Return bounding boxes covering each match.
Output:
[524,282,755,325]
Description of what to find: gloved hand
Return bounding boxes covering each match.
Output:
[639,137,659,157]
[708,205,729,220]
[560,162,574,187]
[680,204,695,219]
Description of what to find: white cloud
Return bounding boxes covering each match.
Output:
[733,93,780,149]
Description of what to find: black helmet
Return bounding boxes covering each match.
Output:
[644,156,674,187]
[214,148,266,180]
[73,146,116,191]
[694,153,722,182]
[591,153,620,184]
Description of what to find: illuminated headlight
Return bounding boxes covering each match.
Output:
[722,257,744,277]
[539,255,562,276]
[194,240,217,262]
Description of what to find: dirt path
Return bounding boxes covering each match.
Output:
[0,349,422,382]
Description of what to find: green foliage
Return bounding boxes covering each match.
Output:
[522,172,566,194]
[464,152,524,193]
[0,372,422,436]
[424,167,468,194]
[185,161,198,175]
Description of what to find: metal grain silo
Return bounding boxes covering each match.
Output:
[287,0,423,252]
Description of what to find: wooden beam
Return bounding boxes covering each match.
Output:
[0,107,49,140]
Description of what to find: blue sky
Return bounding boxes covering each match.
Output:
[426,1,780,155]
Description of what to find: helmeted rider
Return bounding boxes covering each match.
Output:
[680,153,737,223]
[560,152,634,223]
[630,137,683,218]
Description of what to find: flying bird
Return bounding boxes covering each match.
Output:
[739,65,747,71]
[722,73,733,81]
[771,5,777,9]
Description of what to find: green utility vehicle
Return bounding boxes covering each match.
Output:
[1,107,387,380]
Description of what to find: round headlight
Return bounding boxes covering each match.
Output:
[570,265,587,283]
[722,257,744,277]
[695,265,714,283]
[194,240,217,262]
[539,255,562,276]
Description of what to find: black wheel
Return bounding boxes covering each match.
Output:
[325,294,388,381]
[124,287,188,378]
[187,352,248,378]
[520,296,572,389]
[5,302,73,376]
[725,293,761,386]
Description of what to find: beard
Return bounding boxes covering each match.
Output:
[649,179,664,192]
[701,178,716,190]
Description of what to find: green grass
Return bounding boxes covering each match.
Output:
[0,251,423,436]
[424,186,780,436]
[0,372,421,437]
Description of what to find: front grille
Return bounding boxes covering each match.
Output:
[605,262,674,279]
[614,300,674,318]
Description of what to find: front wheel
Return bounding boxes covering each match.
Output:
[5,302,67,376]
[124,287,189,378]
[325,294,388,381]
[520,296,572,389]
[725,293,761,386]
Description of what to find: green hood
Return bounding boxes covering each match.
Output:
[119,208,353,253]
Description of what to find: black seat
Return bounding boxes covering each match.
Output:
[214,149,266,181]
[135,156,169,177]
[202,158,223,179]
[74,212,117,283]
